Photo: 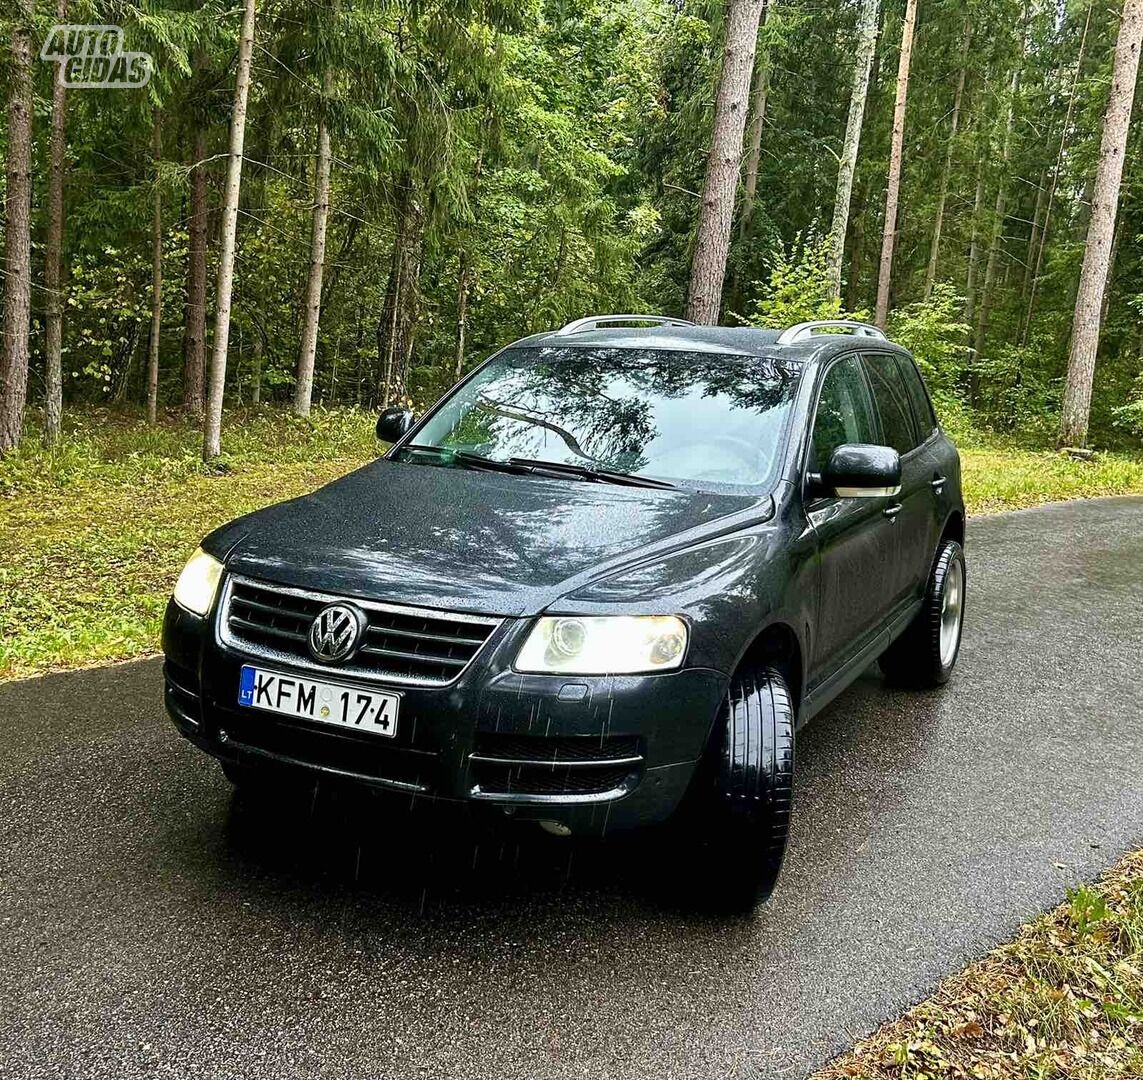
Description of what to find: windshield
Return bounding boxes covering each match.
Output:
[404,346,797,490]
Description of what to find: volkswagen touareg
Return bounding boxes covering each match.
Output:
[163,316,965,909]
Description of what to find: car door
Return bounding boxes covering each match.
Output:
[861,352,931,612]
[804,354,897,685]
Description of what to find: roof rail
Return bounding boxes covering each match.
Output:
[776,320,886,345]
[555,314,695,336]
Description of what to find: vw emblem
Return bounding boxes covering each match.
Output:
[307,603,364,663]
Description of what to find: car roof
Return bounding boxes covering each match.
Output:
[509,318,908,366]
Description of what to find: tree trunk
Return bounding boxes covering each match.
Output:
[685,0,767,325]
[826,0,879,301]
[1021,1,1092,346]
[146,113,164,425]
[0,5,34,455]
[203,0,257,462]
[455,249,471,383]
[874,0,918,329]
[377,182,426,406]
[972,66,1021,365]
[183,124,209,415]
[923,19,971,299]
[963,153,986,332]
[43,0,68,447]
[294,5,337,418]
[737,0,772,243]
[1059,0,1143,448]
[251,333,263,404]
[1019,168,1048,325]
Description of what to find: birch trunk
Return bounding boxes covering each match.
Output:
[294,8,337,418]
[44,0,68,447]
[738,0,772,243]
[923,20,971,298]
[1059,0,1143,447]
[826,0,879,301]
[685,0,767,325]
[203,0,257,461]
[455,250,471,383]
[146,114,164,425]
[972,67,1021,365]
[873,0,917,328]
[0,5,34,455]
[183,125,209,415]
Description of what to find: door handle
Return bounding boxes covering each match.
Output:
[931,475,947,494]
[883,503,903,521]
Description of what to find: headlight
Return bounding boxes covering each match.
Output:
[173,547,224,616]
[515,615,688,674]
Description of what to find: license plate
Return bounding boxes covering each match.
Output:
[237,665,399,737]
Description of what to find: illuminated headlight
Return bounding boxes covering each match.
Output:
[173,547,224,616]
[515,615,688,674]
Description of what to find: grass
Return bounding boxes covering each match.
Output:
[815,850,1143,1080]
[2,406,1143,682]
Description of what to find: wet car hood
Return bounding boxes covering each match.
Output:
[206,458,774,616]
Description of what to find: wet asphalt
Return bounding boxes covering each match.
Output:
[1,496,1142,1080]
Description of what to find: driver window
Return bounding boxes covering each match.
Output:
[809,356,878,475]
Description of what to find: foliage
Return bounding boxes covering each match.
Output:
[2,0,1143,453]
[815,850,1143,1080]
[744,234,869,329]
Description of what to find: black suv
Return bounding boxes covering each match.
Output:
[164,316,964,908]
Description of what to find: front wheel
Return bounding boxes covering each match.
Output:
[678,668,795,912]
[880,539,966,688]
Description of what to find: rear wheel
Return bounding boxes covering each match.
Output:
[680,668,795,912]
[880,539,966,688]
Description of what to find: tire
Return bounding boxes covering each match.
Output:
[680,668,795,913]
[880,539,966,688]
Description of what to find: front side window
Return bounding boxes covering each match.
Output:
[809,356,878,474]
[406,347,798,490]
[863,352,918,455]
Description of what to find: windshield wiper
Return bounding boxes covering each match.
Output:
[507,457,676,489]
[399,444,531,475]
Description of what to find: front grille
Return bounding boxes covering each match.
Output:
[219,576,501,687]
[469,733,643,800]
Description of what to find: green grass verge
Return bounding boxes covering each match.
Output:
[816,850,1143,1080]
[2,407,1142,682]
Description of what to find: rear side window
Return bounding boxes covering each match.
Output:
[894,354,938,438]
[863,353,917,455]
[809,356,878,473]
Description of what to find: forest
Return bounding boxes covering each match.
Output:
[1,0,1142,460]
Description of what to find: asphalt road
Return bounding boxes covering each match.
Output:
[2,497,1143,1080]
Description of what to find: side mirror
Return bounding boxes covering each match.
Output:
[813,443,901,498]
[376,406,414,444]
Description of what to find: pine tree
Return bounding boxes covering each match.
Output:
[1059,0,1143,447]
[686,0,768,324]
[0,1,35,454]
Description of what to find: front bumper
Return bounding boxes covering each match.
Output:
[163,597,728,834]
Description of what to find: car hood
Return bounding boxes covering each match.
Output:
[206,458,773,617]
